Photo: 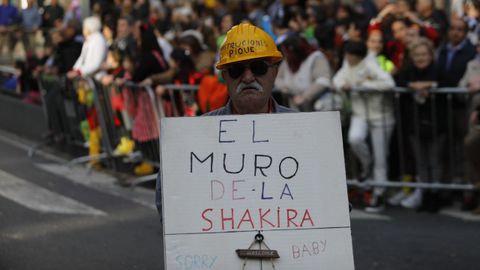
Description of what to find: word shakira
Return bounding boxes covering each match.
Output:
[201,207,314,231]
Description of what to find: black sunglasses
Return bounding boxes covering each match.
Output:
[226,61,274,79]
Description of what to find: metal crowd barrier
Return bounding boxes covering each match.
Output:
[32,75,475,192]
[127,83,199,186]
[33,74,201,181]
[157,84,199,117]
[62,80,168,175]
[342,87,474,191]
[347,180,474,190]
[32,75,88,151]
[65,76,120,170]
[32,75,118,172]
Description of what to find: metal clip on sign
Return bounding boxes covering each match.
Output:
[236,231,279,270]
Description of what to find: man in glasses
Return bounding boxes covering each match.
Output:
[206,23,294,115]
[155,23,293,219]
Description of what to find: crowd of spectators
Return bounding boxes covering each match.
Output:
[1,0,480,213]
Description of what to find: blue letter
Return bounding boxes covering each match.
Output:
[190,152,214,173]
[279,156,299,179]
[252,120,269,143]
[209,256,218,268]
[223,153,245,174]
[280,183,294,200]
[219,119,237,143]
[254,154,272,177]
[261,181,273,200]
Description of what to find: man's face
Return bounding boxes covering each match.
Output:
[222,58,278,114]
[374,0,389,10]
[117,19,131,38]
[416,0,432,15]
[448,18,467,46]
[50,31,62,45]
[405,26,420,44]
[63,26,75,39]
[397,0,410,15]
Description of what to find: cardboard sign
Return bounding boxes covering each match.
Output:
[160,112,354,270]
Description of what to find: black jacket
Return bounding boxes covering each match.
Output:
[395,62,447,139]
[437,40,477,87]
[54,37,83,75]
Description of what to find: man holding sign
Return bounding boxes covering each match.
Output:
[156,23,294,213]
[157,23,354,270]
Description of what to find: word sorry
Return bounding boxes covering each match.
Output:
[175,255,218,270]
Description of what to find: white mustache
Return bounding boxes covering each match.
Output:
[236,81,263,94]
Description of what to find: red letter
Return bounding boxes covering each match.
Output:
[300,209,315,227]
[277,207,281,227]
[221,208,234,230]
[287,209,299,228]
[201,208,213,232]
[237,209,255,229]
[259,208,275,229]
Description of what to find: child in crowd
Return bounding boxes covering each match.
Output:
[333,41,395,212]
[366,28,395,74]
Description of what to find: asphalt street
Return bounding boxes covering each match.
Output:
[0,130,479,270]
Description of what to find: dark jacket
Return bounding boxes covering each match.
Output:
[395,62,447,139]
[437,40,477,87]
[54,37,83,74]
[132,50,168,82]
[113,35,137,59]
